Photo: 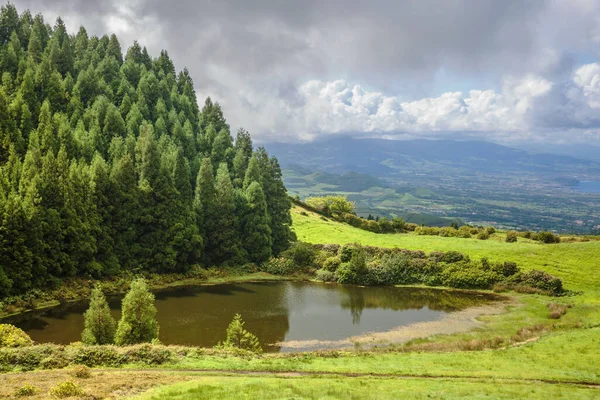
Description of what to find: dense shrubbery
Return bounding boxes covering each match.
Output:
[308,243,564,295]
[0,324,33,347]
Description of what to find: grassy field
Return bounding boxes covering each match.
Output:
[2,205,599,399]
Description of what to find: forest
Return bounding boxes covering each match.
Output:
[0,3,294,297]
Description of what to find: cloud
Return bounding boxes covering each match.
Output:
[10,0,600,144]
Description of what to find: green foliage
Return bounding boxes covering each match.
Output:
[536,231,561,244]
[14,383,37,397]
[260,257,297,275]
[81,284,116,345]
[114,279,159,345]
[335,245,368,284]
[305,195,355,216]
[49,380,84,398]
[218,313,262,353]
[0,324,33,347]
[517,270,563,295]
[506,231,518,243]
[0,9,292,296]
[282,242,317,267]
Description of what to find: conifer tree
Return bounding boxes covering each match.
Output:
[212,163,245,265]
[219,313,262,353]
[114,279,159,345]
[243,181,272,263]
[82,284,116,345]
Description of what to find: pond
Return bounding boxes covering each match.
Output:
[4,281,503,352]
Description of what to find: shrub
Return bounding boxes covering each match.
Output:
[492,261,519,277]
[415,226,440,236]
[218,314,262,353]
[339,243,359,263]
[441,263,501,289]
[82,284,116,345]
[305,195,355,216]
[322,256,341,271]
[261,257,297,275]
[282,242,317,267]
[377,217,394,233]
[71,364,91,378]
[365,220,381,233]
[49,380,84,398]
[505,231,518,243]
[439,227,457,237]
[404,223,418,232]
[336,246,368,284]
[536,231,561,244]
[477,231,490,240]
[391,217,405,232]
[72,345,123,367]
[517,270,563,295]
[486,226,496,234]
[315,269,336,282]
[440,251,465,264]
[114,279,160,345]
[457,226,472,238]
[368,253,412,285]
[14,383,37,397]
[0,324,33,348]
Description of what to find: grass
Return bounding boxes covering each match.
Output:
[134,375,599,400]
[2,205,599,398]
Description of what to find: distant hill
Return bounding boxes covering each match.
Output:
[266,137,600,177]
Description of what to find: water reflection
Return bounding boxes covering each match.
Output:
[3,281,501,352]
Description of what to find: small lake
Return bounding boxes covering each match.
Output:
[573,181,600,194]
[4,281,501,352]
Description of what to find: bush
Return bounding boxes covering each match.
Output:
[404,223,418,232]
[457,226,472,238]
[339,243,359,263]
[49,380,84,398]
[547,303,568,319]
[282,242,317,267]
[505,231,518,243]
[518,270,563,295]
[322,256,341,272]
[492,261,519,277]
[71,364,91,378]
[477,231,490,240]
[377,217,394,233]
[336,246,368,284]
[486,226,496,234]
[0,324,33,348]
[440,251,465,264]
[315,269,336,282]
[391,217,405,232]
[261,257,297,275]
[14,383,37,397]
[415,226,440,236]
[368,253,411,285]
[439,227,457,237]
[441,263,501,289]
[536,231,561,244]
[365,220,381,233]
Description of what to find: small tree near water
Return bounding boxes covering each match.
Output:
[82,285,116,345]
[219,313,262,353]
[114,279,159,345]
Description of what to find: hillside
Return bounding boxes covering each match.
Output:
[272,138,600,233]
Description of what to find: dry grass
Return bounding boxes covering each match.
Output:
[0,369,199,399]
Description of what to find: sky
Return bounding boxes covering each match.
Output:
[11,0,600,145]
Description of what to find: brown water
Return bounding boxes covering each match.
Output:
[5,281,501,352]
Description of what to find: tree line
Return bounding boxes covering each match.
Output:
[0,4,294,296]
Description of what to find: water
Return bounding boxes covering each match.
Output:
[574,181,600,194]
[4,281,500,352]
